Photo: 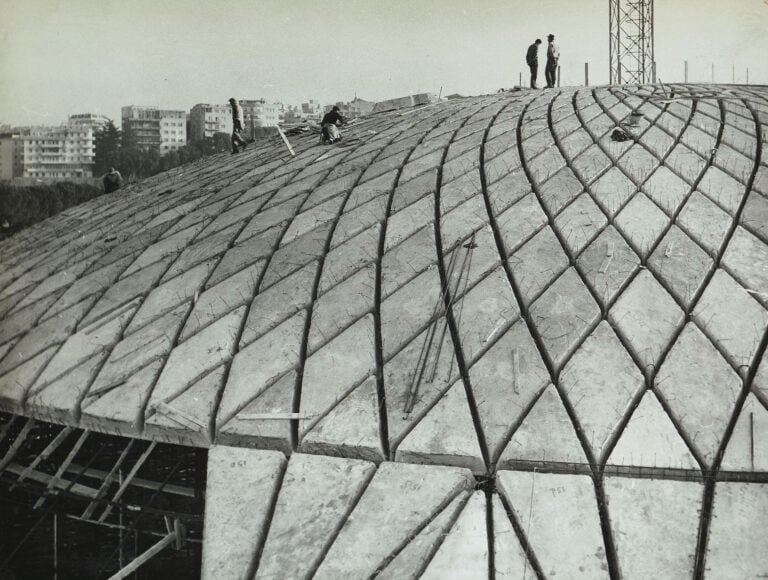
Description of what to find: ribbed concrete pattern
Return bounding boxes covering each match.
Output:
[2,84,768,478]
[202,446,768,579]
[3,83,768,576]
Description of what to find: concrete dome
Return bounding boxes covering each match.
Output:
[2,84,768,577]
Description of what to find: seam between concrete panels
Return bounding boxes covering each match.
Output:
[294,119,426,457]
[368,488,473,580]
[432,107,497,472]
[484,478,494,580]
[372,111,467,460]
[578,89,725,476]
[304,462,378,579]
[490,94,608,478]
[212,149,360,434]
[693,99,768,580]
[656,98,761,382]
[245,457,288,579]
[518,93,605,377]
[494,480,546,580]
[130,177,297,414]
[539,91,626,580]
[201,151,356,429]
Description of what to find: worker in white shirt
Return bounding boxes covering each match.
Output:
[545,33,560,88]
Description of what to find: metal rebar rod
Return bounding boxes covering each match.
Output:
[447,236,477,382]
[403,249,461,414]
[424,242,474,384]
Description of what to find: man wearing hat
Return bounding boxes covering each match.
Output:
[545,34,560,88]
[229,97,248,154]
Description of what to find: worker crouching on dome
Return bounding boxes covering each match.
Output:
[321,106,346,144]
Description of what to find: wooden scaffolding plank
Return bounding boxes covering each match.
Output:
[81,439,135,520]
[0,418,35,473]
[98,441,157,523]
[12,426,73,487]
[33,429,89,510]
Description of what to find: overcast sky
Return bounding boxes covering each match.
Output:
[2,0,767,127]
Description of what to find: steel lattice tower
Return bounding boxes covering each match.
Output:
[609,0,655,85]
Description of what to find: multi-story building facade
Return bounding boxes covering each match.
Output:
[22,124,95,179]
[0,131,26,179]
[189,100,285,141]
[158,110,186,155]
[188,104,232,142]
[301,99,323,121]
[68,113,110,131]
[283,105,303,124]
[327,98,376,120]
[239,100,284,129]
[121,106,187,154]
[121,106,161,150]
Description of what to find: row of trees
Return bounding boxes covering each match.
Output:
[93,121,232,181]
[3,120,277,237]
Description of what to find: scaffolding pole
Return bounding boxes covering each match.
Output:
[33,429,89,510]
[98,442,157,523]
[609,0,654,85]
[107,522,183,580]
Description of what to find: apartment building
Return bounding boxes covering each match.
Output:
[0,131,26,179]
[301,99,323,121]
[158,110,186,154]
[240,100,284,127]
[121,106,187,154]
[188,104,232,141]
[327,98,376,120]
[68,113,110,131]
[22,124,95,179]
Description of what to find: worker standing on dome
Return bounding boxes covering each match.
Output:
[545,34,560,88]
[526,38,542,89]
[320,106,345,144]
[229,97,249,154]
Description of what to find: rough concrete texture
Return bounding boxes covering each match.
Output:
[255,453,375,579]
[705,482,768,578]
[498,470,609,578]
[313,461,474,578]
[605,476,702,579]
[2,84,768,576]
[201,446,285,580]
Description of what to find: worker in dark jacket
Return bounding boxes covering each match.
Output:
[320,106,345,144]
[103,167,122,193]
[526,39,542,89]
[229,97,248,154]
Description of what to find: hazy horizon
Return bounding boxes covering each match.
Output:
[2,0,767,127]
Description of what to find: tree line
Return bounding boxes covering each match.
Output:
[0,121,280,237]
[93,120,232,180]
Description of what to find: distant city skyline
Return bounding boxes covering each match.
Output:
[2,0,767,127]
[0,97,339,130]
